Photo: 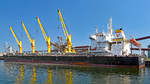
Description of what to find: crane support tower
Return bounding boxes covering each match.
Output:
[9,26,22,53]
[36,16,51,53]
[21,21,35,54]
[57,9,75,53]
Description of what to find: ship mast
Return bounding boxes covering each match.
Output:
[107,17,112,36]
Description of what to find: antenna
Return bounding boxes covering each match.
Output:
[96,26,98,33]
[107,17,112,35]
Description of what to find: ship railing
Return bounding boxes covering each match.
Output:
[6,52,95,57]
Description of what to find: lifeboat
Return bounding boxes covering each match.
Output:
[91,47,96,50]
[129,38,141,47]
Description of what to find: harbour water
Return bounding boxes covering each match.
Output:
[0,60,150,84]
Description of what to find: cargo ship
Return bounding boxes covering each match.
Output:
[4,17,145,69]
[4,53,145,69]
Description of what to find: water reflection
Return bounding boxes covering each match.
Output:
[65,70,72,84]
[30,66,36,84]
[44,68,53,84]
[3,62,145,84]
[15,64,23,84]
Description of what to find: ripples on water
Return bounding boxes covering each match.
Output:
[0,60,150,84]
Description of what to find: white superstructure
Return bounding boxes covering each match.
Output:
[89,18,131,56]
[5,42,15,53]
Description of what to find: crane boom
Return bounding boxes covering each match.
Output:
[21,22,32,43]
[9,26,20,45]
[36,17,47,41]
[57,9,75,53]
[36,16,51,53]
[57,9,69,40]
[21,21,35,53]
[9,26,22,53]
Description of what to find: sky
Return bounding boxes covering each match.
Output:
[0,0,150,52]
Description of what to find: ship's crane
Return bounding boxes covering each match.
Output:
[21,21,35,53]
[57,9,75,53]
[9,26,22,53]
[36,16,51,53]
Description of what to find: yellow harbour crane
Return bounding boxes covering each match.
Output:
[21,21,35,54]
[57,9,75,53]
[9,26,22,53]
[36,16,51,53]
